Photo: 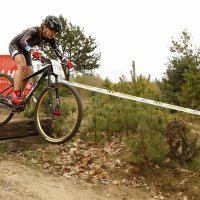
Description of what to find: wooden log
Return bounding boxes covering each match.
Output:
[0,118,52,140]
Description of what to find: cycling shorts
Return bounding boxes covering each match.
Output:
[9,43,32,66]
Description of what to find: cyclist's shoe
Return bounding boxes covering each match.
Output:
[12,94,26,105]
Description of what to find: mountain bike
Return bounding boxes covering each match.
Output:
[0,56,83,144]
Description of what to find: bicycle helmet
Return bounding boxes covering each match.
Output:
[44,15,62,32]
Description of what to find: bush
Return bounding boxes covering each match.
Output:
[128,106,169,164]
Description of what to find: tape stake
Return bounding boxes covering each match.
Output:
[61,80,200,116]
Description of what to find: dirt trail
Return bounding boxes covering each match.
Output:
[0,159,156,200]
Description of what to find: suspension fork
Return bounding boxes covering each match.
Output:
[48,73,61,114]
[54,74,61,109]
[48,73,54,113]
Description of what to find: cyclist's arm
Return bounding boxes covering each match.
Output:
[19,28,38,52]
[49,38,63,60]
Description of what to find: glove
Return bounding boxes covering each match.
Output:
[31,50,41,60]
[61,57,75,69]
[67,61,74,69]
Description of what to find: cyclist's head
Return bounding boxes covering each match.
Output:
[44,15,62,33]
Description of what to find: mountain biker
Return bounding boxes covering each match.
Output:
[9,15,69,105]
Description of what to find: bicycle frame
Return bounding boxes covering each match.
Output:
[0,60,60,113]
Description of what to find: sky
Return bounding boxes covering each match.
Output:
[1,0,200,82]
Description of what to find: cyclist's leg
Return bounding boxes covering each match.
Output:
[22,66,33,90]
[12,54,27,104]
[9,44,27,98]
[13,54,27,91]
[22,52,33,91]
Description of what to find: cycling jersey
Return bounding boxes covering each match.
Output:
[9,26,63,66]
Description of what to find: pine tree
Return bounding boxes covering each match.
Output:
[159,30,200,107]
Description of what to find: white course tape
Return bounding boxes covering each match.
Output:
[61,80,200,116]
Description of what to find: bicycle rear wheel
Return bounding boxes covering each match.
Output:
[34,82,83,144]
[0,73,14,126]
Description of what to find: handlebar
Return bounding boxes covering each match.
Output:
[32,54,72,81]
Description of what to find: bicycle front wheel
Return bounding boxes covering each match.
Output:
[0,73,14,126]
[34,82,83,144]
